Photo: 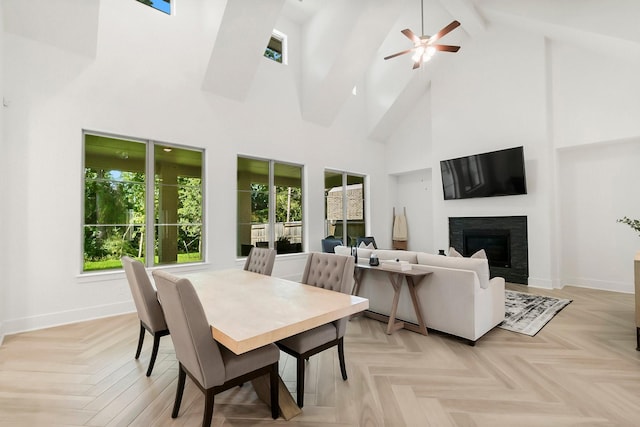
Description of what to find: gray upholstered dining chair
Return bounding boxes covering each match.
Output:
[276,252,355,408]
[243,247,277,276]
[121,256,169,377]
[152,270,280,426]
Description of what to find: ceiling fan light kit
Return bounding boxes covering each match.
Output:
[385,0,461,69]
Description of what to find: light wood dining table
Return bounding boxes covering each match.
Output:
[183,268,369,419]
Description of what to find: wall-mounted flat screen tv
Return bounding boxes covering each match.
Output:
[440,146,527,200]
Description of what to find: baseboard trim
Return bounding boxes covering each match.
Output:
[1,301,136,337]
[527,277,554,289]
[562,277,633,294]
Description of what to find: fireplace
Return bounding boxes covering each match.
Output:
[463,229,511,268]
[449,216,528,284]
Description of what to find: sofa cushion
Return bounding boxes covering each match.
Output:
[373,249,418,264]
[449,247,462,257]
[357,247,373,260]
[416,252,490,289]
[333,245,352,256]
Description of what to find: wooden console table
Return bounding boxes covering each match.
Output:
[352,263,431,335]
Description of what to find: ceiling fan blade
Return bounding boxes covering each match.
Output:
[384,48,416,60]
[433,44,460,52]
[401,28,421,44]
[429,20,461,44]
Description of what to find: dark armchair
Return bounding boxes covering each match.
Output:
[321,236,343,253]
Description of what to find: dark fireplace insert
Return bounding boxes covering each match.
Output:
[463,229,511,268]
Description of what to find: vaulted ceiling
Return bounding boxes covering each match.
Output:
[204,0,640,141]
[4,0,640,141]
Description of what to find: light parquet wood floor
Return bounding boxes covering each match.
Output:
[1,284,639,426]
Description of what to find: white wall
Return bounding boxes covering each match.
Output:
[558,141,640,293]
[383,23,640,292]
[551,42,640,148]
[430,25,557,288]
[385,85,434,252]
[0,1,6,343]
[389,170,434,253]
[552,42,640,293]
[1,0,387,335]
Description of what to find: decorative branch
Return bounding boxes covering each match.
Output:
[617,216,640,237]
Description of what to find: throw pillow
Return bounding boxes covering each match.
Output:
[471,249,487,259]
[359,241,375,250]
[448,247,462,257]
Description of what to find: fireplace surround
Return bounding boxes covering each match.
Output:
[463,229,511,268]
[449,216,528,284]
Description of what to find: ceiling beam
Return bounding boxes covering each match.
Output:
[300,0,404,127]
[368,74,430,142]
[202,0,286,101]
[436,0,487,37]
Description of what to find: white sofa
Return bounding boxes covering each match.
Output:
[353,248,505,344]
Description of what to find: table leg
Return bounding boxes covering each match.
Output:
[252,374,302,420]
[352,268,364,296]
[350,269,366,321]
[406,276,428,336]
[385,273,405,334]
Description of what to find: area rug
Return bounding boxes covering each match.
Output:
[498,290,572,336]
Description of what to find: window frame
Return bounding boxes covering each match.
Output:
[135,0,172,15]
[81,130,205,273]
[237,155,304,257]
[264,29,288,65]
[324,169,367,247]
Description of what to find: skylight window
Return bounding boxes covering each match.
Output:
[264,30,287,64]
[136,0,171,15]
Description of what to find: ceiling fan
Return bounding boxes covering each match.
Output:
[384,0,461,69]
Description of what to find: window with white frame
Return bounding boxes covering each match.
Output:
[83,132,204,272]
[237,156,303,257]
[324,170,366,247]
[264,30,287,64]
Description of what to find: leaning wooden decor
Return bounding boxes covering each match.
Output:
[392,207,408,250]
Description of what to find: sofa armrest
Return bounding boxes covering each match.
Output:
[488,276,505,289]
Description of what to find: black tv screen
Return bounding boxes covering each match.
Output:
[440,146,527,200]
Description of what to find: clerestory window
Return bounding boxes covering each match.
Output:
[136,0,171,15]
[264,30,287,64]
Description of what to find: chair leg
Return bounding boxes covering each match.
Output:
[337,337,348,381]
[172,364,187,419]
[202,389,215,427]
[135,323,145,359]
[296,356,305,408]
[270,362,279,419]
[146,333,162,376]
